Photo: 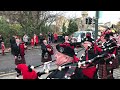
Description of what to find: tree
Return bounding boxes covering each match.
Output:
[0,17,11,47]
[67,19,78,35]
[0,11,63,36]
[116,21,120,33]
[62,22,66,33]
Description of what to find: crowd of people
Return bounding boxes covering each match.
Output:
[0,28,120,79]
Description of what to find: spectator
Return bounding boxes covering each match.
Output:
[0,34,4,49]
[33,34,39,46]
[51,32,54,43]
[1,42,5,55]
[39,33,44,45]
[54,32,58,43]
[23,34,29,46]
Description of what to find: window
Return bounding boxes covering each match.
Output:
[73,32,80,37]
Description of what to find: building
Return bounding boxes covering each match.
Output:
[55,16,69,34]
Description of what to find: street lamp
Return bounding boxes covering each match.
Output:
[95,11,99,41]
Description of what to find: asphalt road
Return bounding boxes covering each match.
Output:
[0,46,84,79]
[0,46,120,79]
[0,44,84,75]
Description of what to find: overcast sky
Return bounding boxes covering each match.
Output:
[54,11,120,24]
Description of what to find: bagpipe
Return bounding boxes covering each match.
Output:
[37,53,116,78]
[15,60,56,78]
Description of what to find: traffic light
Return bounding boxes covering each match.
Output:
[86,17,92,24]
[86,18,88,24]
[88,17,92,24]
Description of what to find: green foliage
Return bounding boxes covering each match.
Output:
[67,19,78,35]
[116,21,120,33]
[62,22,66,33]
[0,17,11,47]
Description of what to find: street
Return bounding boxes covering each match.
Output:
[0,44,84,79]
[0,44,84,75]
[0,45,120,79]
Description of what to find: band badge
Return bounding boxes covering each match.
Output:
[59,47,64,53]
[17,55,22,61]
[44,52,48,59]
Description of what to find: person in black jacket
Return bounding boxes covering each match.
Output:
[46,43,87,79]
[10,35,21,65]
[39,33,44,45]
[41,39,53,72]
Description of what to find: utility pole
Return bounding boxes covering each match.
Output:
[95,11,99,41]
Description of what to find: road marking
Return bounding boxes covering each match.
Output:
[0,72,16,77]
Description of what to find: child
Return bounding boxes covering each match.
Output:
[1,42,5,55]
[41,39,54,73]
[31,38,34,48]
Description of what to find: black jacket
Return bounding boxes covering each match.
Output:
[46,65,84,79]
[10,37,20,56]
[0,36,3,43]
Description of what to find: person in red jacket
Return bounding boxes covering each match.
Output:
[33,34,39,46]
[31,38,34,48]
[1,42,5,55]
[54,33,58,43]
[15,64,38,79]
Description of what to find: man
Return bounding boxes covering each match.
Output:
[41,39,53,72]
[98,32,118,79]
[48,32,52,44]
[46,43,88,79]
[23,34,29,46]
[82,33,94,44]
[64,36,70,43]
[39,33,44,45]
[54,32,58,43]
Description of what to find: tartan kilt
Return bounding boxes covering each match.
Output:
[98,63,113,79]
[118,50,120,65]
[15,56,26,65]
[112,55,119,69]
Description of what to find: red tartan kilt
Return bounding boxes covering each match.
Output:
[15,56,26,65]
[98,64,114,79]
[112,56,119,69]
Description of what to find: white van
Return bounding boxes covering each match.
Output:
[72,31,94,43]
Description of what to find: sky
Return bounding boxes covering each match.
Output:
[54,11,120,24]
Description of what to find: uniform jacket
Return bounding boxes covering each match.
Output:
[41,43,53,62]
[17,64,38,79]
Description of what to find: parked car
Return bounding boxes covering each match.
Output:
[72,31,94,43]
